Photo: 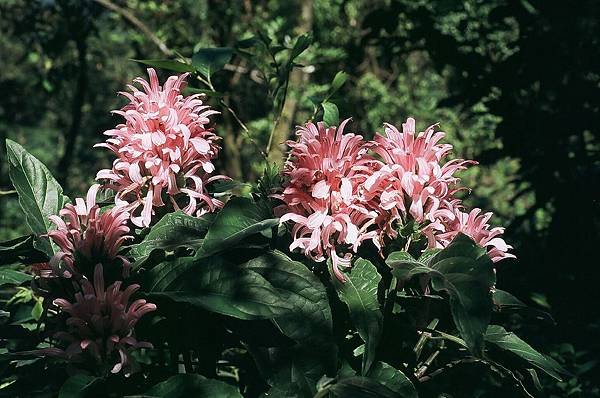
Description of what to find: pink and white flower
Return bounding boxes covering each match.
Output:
[95,68,228,227]
[363,118,473,240]
[48,184,131,278]
[433,207,515,262]
[277,120,381,281]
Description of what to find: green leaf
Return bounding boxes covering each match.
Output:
[0,269,32,287]
[485,325,566,381]
[387,234,496,357]
[493,289,527,307]
[429,234,495,356]
[146,256,292,320]
[290,33,312,60]
[31,297,43,321]
[367,362,417,398]
[132,59,196,73]
[263,347,325,397]
[493,289,554,324]
[334,258,382,375]
[329,71,348,96]
[192,47,234,78]
[128,211,213,265]
[201,197,278,255]
[386,251,430,280]
[145,374,241,398]
[0,235,47,265]
[6,139,69,256]
[183,87,224,97]
[321,102,339,127]
[58,374,100,398]
[242,251,334,349]
[320,376,399,398]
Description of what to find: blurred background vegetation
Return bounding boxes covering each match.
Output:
[0,0,598,396]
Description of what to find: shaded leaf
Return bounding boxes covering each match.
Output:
[290,33,312,60]
[132,59,196,73]
[367,361,417,398]
[429,235,495,356]
[263,347,325,397]
[485,325,566,381]
[493,289,554,324]
[319,376,399,398]
[192,47,234,78]
[58,374,100,398]
[387,234,496,357]
[145,374,241,397]
[0,235,47,265]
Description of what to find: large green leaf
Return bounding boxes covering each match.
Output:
[145,374,241,398]
[146,255,292,320]
[201,197,278,255]
[128,211,214,265]
[0,269,31,287]
[334,258,383,375]
[192,47,234,78]
[6,139,69,256]
[485,325,566,381]
[367,362,417,398]
[58,374,100,398]
[387,234,495,357]
[242,250,333,348]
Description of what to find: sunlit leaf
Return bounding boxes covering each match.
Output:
[192,47,234,78]
[321,102,339,127]
[129,211,213,266]
[334,258,382,374]
[6,140,69,256]
[201,197,278,255]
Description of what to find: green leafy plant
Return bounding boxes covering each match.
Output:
[0,37,567,398]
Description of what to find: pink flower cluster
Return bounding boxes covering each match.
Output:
[41,186,155,375]
[96,68,227,227]
[49,264,155,376]
[279,117,514,280]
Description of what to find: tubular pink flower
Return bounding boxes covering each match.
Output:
[46,264,156,376]
[95,68,228,227]
[47,184,132,278]
[277,120,381,281]
[364,118,474,240]
[434,207,515,262]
